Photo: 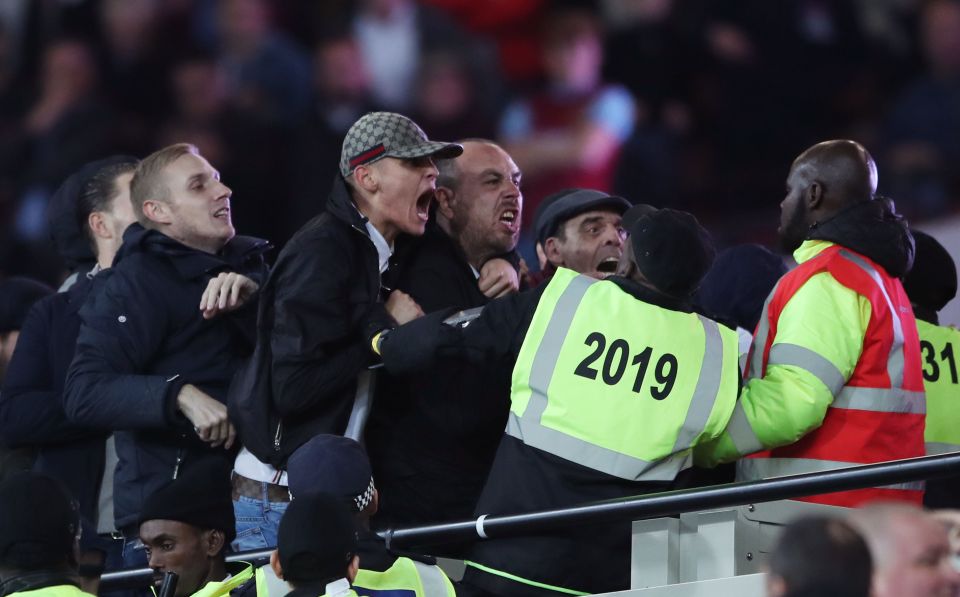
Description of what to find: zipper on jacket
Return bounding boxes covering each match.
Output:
[172,447,184,479]
[273,421,283,451]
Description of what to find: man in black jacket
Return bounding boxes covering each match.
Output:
[366,139,522,530]
[227,112,460,550]
[64,143,270,567]
[0,156,138,583]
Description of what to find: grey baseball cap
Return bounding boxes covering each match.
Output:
[339,112,463,178]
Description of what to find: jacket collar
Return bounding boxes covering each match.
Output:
[607,275,694,313]
[187,562,253,597]
[116,224,270,281]
[0,571,79,597]
[806,199,915,278]
[325,176,368,232]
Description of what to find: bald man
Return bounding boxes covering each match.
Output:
[696,140,926,507]
[850,504,960,597]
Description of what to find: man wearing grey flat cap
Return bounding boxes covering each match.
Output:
[228,113,462,548]
[528,188,631,285]
[378,207,741,596]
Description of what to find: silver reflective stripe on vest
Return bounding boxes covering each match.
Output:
[525,274,598,416]
[506,412,692,481]
[725,400,765,456]
[747,281,781,381]
[926,442,960,455]
[833,386,926,414]
[767,343,846,395]
[672,315,728,450]
[412,561,450,597]
[508,274,724,481]
[737,457,924,492]
[838,250,906,388]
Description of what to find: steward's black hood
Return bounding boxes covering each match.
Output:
[807,200,915,278]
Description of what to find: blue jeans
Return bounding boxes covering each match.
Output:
[232,491,289,552]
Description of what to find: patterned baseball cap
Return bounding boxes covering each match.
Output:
[339,111,463,178]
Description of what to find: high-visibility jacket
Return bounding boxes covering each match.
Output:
[695,241,926,507]
[509,267,741,483]
[918,320,960,455]
[254,569,357,597]
[463,268,740,596]
[10,585,96,597]
[255,557,453,597]
[354,557,456,597]
[189,562,258,597]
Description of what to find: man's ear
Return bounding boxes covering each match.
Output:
[434,187,456,220]
[352,164,379,194]
[142,199,171,225]
[346,554,360,584]
[807,181,824,210]
[543,237,565,268]
[270,550,283,580]
[88,211,110,241]
[203,529,225,557]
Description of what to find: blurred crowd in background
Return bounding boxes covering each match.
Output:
[0,0,958,285]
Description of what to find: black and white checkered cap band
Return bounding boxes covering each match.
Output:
[354,477,375,512]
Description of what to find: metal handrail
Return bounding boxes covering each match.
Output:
[382,451,960,548]
[99,451,960,590]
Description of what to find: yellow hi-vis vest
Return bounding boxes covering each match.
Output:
[10,586,96,597]
[188,563,256,597]
[508,268,740,481]
[354,557,456,597]
[255,558,453,597]
[918,319,960,455]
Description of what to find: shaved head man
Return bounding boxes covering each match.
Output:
[851,504,960,597]
[697,139,925,508]
[779,140,879,254]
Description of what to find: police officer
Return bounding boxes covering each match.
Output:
[270,493,361,597]
[378,208,741,596]
[0,473,90,597]
[902,229,960,508]
[278,435,455,597]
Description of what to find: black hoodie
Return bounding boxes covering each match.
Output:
[807,199,915,278]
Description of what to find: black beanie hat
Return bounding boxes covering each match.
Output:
[0,473,79,570]
[139,457,236,543]
[630,209,716,299]
[47,155,138,271]
[0,277,54,334]
[903,230,957,313]
[278,493,358,585]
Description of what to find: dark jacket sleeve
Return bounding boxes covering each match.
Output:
[381,284,545,374]
[269,234,392,417]
[0,297,102,447]
[64,267,181,429]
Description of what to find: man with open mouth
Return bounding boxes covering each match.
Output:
[530,188,630,285]
[227,113,462,546]
[365,139,524,533]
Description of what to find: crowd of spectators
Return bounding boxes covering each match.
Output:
[0,0,957,284]
[1,2,960,597]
